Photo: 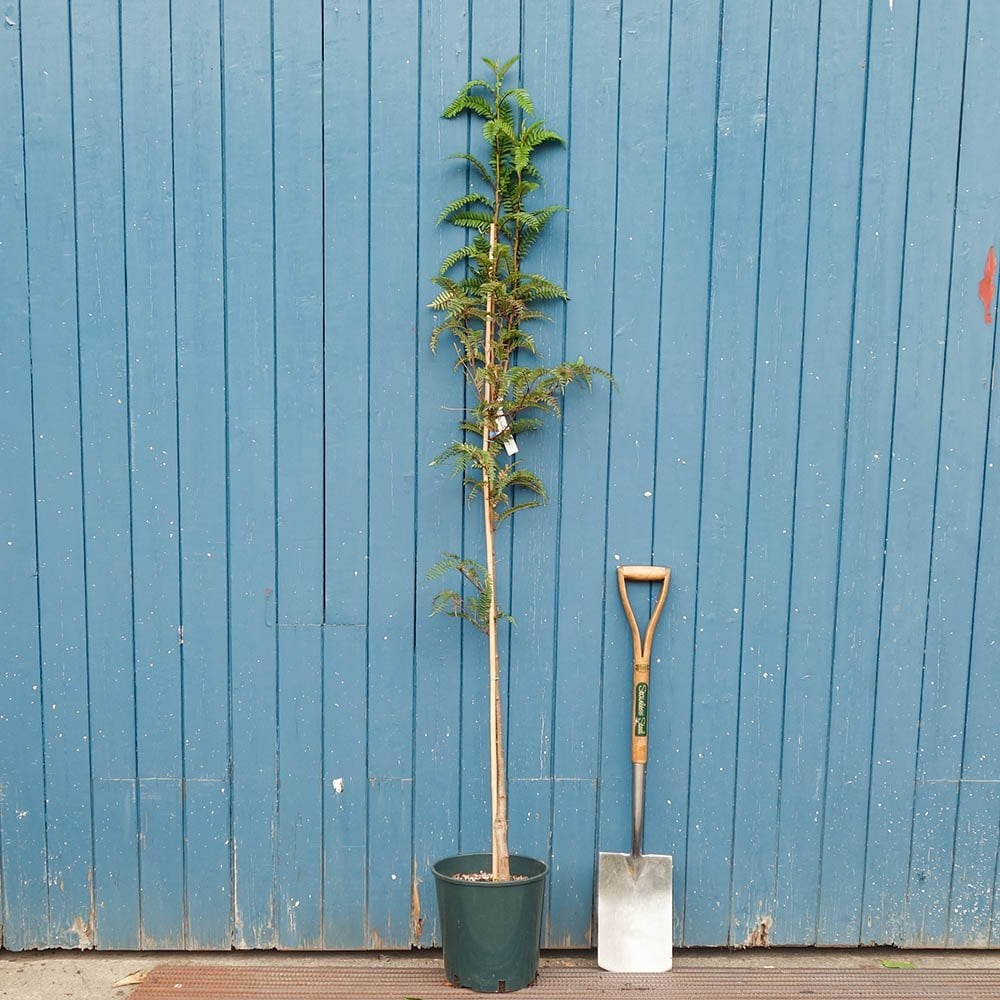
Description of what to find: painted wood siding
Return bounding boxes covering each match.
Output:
[1,0,998,950]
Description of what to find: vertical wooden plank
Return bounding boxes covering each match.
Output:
[598,0,672,939]
[654,0,719,947]
[179,781,230,947]
[136,779,183,948]
[0,3,49,950]
[272,0,325,949]
[953,411,1000,947]
[20,0,95,949]
[817,0,918,945]
[905,0,993,946]
[471,2,520,51]
[366,1,420,947]
[711,11,779,934]
[689,0,770,949]
[221,0,279,949]
[944,6,1000,945]
[321,625,368,949]
[456,6,523,859]
[69,0,141,949]
[728,0,818,950]
[170,0,231,949]
[411,0,469,947]
[953,20,1000,935]
[599,0,670,593]
[773,0,871,946]
[121,0,185,947]
[863,0,968,945]
[322,0,372,949]
[652,0,722,947]
[549,0,620,948]
[507,3,572,915]
[90,781,139,948]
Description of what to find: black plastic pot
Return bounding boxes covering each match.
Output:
[432,853,548,993]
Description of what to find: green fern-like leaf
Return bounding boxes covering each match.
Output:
[496,500,544,526]
[446,151,493,184]
[428,551,508,634]
[443,92,494,120]
[438,192,492,224]
[456,77,492,95]
[437,243,482,275]
[520,122,564,149]
[517,274,569,302]
[430,589,462,616]
[430,440,493,476]
[502,468,547,499]
[502,87,534,116]
[515,206,564,232]
[482,116,517,145]
[484,54,520,78]
[445,210,494,233]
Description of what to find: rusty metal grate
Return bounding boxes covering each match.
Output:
[130,964,1000,999]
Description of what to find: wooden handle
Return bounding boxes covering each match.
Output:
[618,565,670,582]
[617,566,670,765]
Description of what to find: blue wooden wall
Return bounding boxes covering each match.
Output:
[1,0,998,951]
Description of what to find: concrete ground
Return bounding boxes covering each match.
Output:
[1,947,998,1000]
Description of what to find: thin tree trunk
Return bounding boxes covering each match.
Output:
[483,471,510,881]
[484,222,511,881]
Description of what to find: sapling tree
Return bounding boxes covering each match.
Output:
[429,56,608,881]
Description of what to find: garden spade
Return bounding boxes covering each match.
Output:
[598,565,672,973]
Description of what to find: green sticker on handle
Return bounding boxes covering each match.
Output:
[634,682,648,737]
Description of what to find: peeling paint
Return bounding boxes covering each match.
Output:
[745,916,773,948]
[232,840,244,948]
[979,246,997,324]
[410,858,423,941]
[69,915,94,950]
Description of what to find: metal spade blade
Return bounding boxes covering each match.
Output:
[597,848,673,972]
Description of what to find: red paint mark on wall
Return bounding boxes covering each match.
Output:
[979,246,997,325]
